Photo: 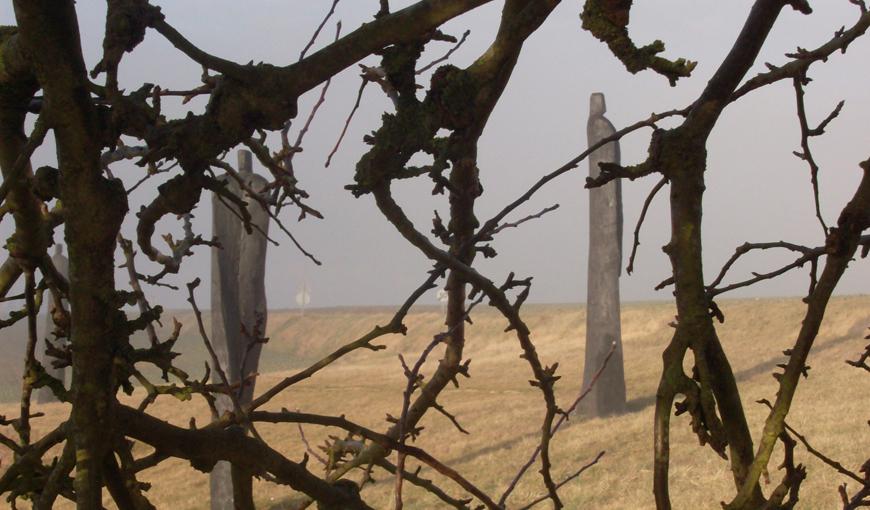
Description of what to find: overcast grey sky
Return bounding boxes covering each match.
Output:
[2,1,869,310]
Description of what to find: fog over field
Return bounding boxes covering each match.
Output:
[2,1,869,310]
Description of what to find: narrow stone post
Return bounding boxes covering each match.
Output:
[36,244,69,404]
[582,92,627,417]
[209,149,270,510]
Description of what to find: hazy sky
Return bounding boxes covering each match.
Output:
[2,1,869,310]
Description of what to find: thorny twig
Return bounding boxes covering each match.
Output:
[131,366,208,414]
[18,270,39,448]
[296,422,329,467]
[839,462,870,510]
[627,176,668,275]
[705,236,870,299]
[102,142,174,194]
[154,84,215,104]
[394,294,482,509]
[295,27,340,155]
[846,334,870,372]
[758,399,866,486]
[243,138,324,221]
[0,422,68,498]
[277,21,342,217]
[298,0,341,62]
[416,29,471,75]
[186,279,263,442]
[373,184,565,507]
[725,157,870,509]
[515,451,606,510]
[248,270,443,411]
[210,159,323,266]
[208,179,268,236]
[487,204,559,238]
[792,75,842,236]
[730,5,870,103]
[474,107,689,245]
[767,427,805,509]
[141,212,218,285]
[251,410,501,509]
[499,340,616,506]
[238,318,269,397]
[119,237,160,347]
[0,280,44,330]
[127,319,217,412]
[395,337,443,510]
[128,163,175,195]
[375,458,473,510]
[325,77,369,168]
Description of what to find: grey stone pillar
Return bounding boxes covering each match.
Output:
[581,93,627,417]
[36,245,69,404]
[209,150,269,510]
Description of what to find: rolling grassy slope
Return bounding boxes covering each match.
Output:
[1,296,868,508]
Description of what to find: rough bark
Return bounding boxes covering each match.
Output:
[116,405,372,510]
[13,3,129,508]
[0,26,42,269]
[725,160,870,509]
[650,3,790,507]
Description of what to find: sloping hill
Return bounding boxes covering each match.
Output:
[0,303,593,401]
[2,297,868,508]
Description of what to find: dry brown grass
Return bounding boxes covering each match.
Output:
[2,296,868,509]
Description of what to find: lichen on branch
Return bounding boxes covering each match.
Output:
[580,0,696,85]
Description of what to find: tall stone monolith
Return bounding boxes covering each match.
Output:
[210,149,270,510]
[36,244,69,404]
[581,92,627,417]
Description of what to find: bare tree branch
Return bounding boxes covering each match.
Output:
[627,176,667,275]
[416,29,470,74]
[299,0,341,62]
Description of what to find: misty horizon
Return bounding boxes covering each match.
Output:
[2,1,868,311]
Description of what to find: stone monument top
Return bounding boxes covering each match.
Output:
[589,92,607,118]
[237,150,253,176]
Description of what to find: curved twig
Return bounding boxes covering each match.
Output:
[416,29,470,75]
[499,340,616,506]
[792,75,841,236]
[249,269,442,411]
[730,6,870,103]
[474,108,688,244]
[250,410,500,509]
[627,177,668,275]
[515,451,606,510]
[299,0,341,62]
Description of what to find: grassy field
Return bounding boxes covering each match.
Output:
[2,296,869,508]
